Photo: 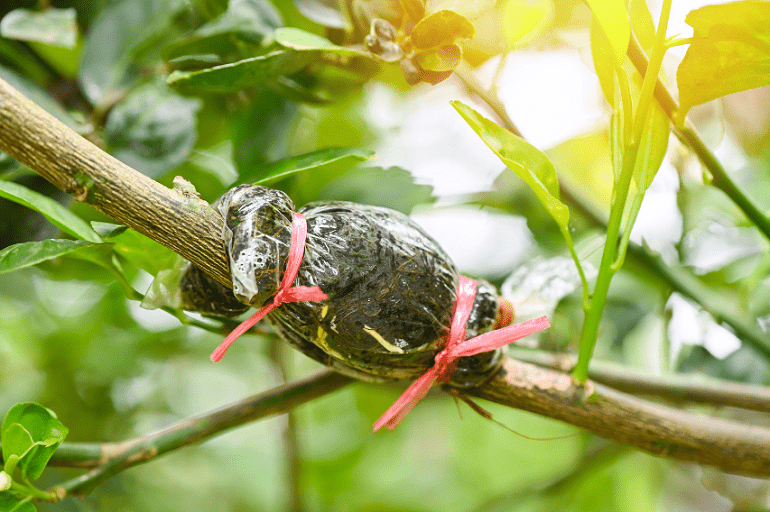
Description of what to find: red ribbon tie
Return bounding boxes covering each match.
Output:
[211,212,327,362]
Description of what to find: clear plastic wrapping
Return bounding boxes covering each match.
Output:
[182,185,504,385]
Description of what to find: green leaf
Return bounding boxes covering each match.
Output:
[677,1,770,122]
[168,28,368,93]
[0,8,77,49]
[104,81,201,178]
[1,403,68,481]
[232,89,297,172]
[272,27,363,56]
[91,222,128,239]
[0,493,37,512]
[451,100,569,229]
[194,0,281,43]
[584,0,629,66]
[111,229,178,276]
[166,0,282,61]
[0,240,99,274]
[1,424,34,464]
[167,49,316,92]
[317,166,435,215]
[0,181,102,243]
[410,10,475,50]
[247,147,376,184]
[79,0,185,106]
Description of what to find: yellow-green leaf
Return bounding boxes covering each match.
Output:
[584,0,629,66]
[410,10,475,50]
[501,0,554,49]
[629,0,656,52]
[590,13,618,106]
[414,43,462,71]
[633,103,669,191]
[677,0,770,121]
[451,100,569,229]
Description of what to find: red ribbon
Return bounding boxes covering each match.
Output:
[373,276,550,432]
[211,212,328,363]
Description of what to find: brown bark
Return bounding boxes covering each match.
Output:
[0,77,232,287]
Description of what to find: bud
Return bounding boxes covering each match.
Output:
[0,471,11,491]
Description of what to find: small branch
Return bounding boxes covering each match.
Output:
[48,370,353,497]
[626,36,770,243]
[468,358,770,477]
[508,348,770,414]
[0,77,232,287]
[454,61,523,137]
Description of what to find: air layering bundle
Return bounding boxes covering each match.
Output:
[179,185,549,429]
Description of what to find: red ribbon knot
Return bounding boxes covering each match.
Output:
[211,212,328,362]
[373,276,550,432]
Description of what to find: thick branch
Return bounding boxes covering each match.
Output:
[509,348,770,413]
[0,77,232,287]
[468,359,770,477]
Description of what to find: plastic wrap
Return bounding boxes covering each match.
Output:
[182,185,504,385]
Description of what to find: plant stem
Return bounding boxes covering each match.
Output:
[573,0,674,382]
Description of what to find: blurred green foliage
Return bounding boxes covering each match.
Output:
[0,0,769,510]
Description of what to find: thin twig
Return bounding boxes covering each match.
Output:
[508,347,770,414]
[48,370,353,497]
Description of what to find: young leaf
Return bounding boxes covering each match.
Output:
[0,240,98,274]
[584,0,630,67]
[0,7,77,49]
[1,424,34,464]
[0,181,102,243]
[410,10,475,50]
[1,403,68,481]
[633,103,669,192]
[590,14,618,106]
[248,147,376,185]
[451,100,569,229]
[104,81,201,178]
[677,1,770,122]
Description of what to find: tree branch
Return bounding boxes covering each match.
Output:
[0,77,232,287]
[468,358,770,477]
[48,370,353,497]
[508,347,770,414]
